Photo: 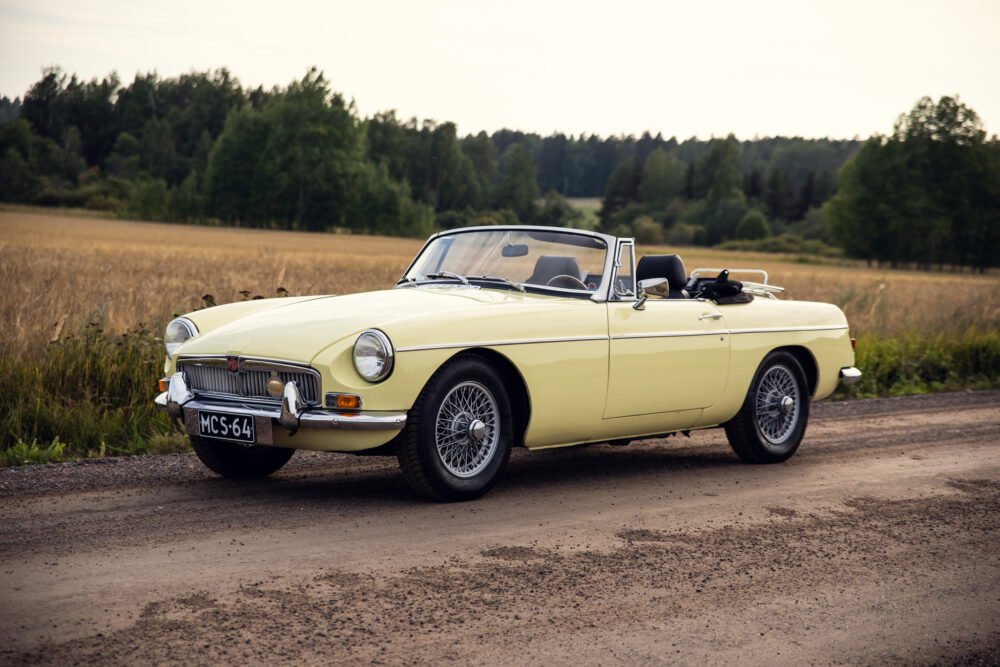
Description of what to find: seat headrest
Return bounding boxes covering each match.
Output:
[526,255,582,284]
[636,254,686,290]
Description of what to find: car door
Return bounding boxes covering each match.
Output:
[604,241,731,419]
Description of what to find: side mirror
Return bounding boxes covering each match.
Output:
[639,277,669,296]
[633,277,670,310]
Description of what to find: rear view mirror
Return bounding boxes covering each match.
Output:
[501,243,529,257]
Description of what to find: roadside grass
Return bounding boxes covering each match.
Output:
[1,210,998,464]
[0,322,179,462]
[839,330,1000,398]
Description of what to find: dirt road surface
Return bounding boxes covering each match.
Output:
[2,391,998,665]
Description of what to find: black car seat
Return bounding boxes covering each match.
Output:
[635,254,688,298]
[526,255,583,286]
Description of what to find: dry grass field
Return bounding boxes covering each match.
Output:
[1,209,996,349]
[0,211,422,348]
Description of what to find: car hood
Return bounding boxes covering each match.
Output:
[176,286,536,363]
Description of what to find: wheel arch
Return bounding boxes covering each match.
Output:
[445,347,532,448]
[772,345,818,397]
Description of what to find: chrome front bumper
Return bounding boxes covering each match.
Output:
[155,372,406,443]
[839,366,863,386]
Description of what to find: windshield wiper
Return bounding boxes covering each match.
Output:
[424,271,469,285]
[467,274,525,292]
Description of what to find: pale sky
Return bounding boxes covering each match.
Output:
[1,0,998,140]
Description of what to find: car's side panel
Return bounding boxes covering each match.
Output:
[528,409,705,449]
[308,296,612,450]
[694,299,855,428]
[478,339,611,447]
[604,300,730,417]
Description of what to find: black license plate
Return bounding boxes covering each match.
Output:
[198,411,256,444]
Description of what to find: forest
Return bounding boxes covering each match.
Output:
[1,67,997,269]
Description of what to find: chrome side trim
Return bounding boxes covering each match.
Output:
[610,330,729,341]
[839,366,863,386]
[729,325,849,334]
[397,325,849,351]
[396,335,609,353]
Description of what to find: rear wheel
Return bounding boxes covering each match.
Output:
[190,436,295,479]
[397,356,513,501]
[725,351,809,464]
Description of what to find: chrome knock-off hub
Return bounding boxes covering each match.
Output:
[467,419,487,443]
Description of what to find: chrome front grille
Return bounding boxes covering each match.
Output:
[178,358,321,405]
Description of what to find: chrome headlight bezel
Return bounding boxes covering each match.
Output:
[353,329,394,382]
[164,317,198,359]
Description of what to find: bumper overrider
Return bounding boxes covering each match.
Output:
[155,372,407,445]
[839,366,863,386]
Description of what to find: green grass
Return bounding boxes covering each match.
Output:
[837,330,1000,398]
[1,322,997,466]
[0,202,117,219]
[0,320,181,464]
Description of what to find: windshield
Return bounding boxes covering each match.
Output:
[402,229,608,293]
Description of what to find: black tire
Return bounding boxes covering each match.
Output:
[191,436,295,479]
[397,355,513,501]
[725,351,810,464]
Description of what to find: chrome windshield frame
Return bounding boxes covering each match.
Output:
[397,225,621,303]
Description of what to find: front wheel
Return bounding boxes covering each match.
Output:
[397,356,513,501]
[725,351,810,464]
[191,436,295,479]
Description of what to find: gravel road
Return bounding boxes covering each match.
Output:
[1,391,998,665]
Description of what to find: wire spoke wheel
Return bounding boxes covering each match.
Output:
[434,380,500,478]
[753,365,800,445]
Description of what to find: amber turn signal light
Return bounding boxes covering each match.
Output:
[336,394,361,409]
[325,393,362,410]
[158,378,168,392]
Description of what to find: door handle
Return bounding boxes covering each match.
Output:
[699,312,723,320]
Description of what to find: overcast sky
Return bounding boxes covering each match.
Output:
[1,0,997,140]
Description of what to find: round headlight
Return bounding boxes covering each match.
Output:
[165,317,197,358]
[353,329,394,382]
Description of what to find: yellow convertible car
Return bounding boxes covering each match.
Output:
[156,225,860,501]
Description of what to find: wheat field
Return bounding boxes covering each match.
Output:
[1,209,998,353]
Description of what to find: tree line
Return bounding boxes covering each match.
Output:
[827,96,1000,271]
[0,67,996,269]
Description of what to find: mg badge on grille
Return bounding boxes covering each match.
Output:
[266,372,285,398]
[227,356,239,374]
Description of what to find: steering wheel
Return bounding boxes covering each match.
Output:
[546,274,588,289]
